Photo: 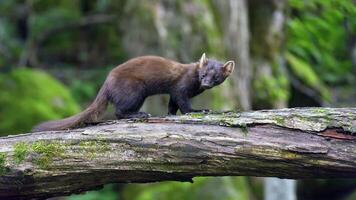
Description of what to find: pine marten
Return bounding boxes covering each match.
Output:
[33,53,235,132]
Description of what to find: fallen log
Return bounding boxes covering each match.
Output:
[0,107,355,199]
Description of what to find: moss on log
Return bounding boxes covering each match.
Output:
[0,107,355,199]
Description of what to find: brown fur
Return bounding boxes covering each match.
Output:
[33,54,234,132]
[32,81,109,131]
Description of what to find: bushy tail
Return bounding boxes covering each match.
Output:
[32,81,109,132]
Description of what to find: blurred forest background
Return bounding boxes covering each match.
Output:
[0,0,355,199]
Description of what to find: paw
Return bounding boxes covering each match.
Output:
[200,109,211,113]
[124,112,151,119]
[193,109,211,113]
[136,112,151,118]
[185,109,211,114]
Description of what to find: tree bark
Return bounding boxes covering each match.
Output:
[0,107,355,199]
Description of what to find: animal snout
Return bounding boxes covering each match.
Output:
[201,82,213,89]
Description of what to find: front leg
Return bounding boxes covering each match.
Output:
[168,97,179,115]
[172,94,200,114]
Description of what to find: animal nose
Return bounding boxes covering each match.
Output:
[201,82,213,89]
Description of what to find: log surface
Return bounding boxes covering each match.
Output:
[0,107,355,199]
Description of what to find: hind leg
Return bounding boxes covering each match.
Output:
[108,79,150,119]
[113,93,150,119]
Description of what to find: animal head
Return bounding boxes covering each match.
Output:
[197,53,235,89]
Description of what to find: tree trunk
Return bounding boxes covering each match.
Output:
[0,108,355,199]
[249,0,288,109]
[212,0,252,110]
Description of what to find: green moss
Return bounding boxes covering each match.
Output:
[289,114,317,126]
[79,141,98,159]
[219,118,235,127]
[239,123,249,136]
[0,153,6,176]
[274,116,286,126]
[188,113,205,119]
[13,142,29,164]
[12,141,67,169]
[279,150,301,160]
[313,108,328,114]
[31,141,64,168]
[243,147,303,162]
[79,139,110,160]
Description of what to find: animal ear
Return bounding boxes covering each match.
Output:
[199,53,207,68]
[223,61,235,75]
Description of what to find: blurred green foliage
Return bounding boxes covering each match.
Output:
[287,0,355,101]
[122,177,249,200]
[286,52,330,101]
[0,0,126,70]
[69,184,118,200]
[253,69,290,109]
[0,68,79,135]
